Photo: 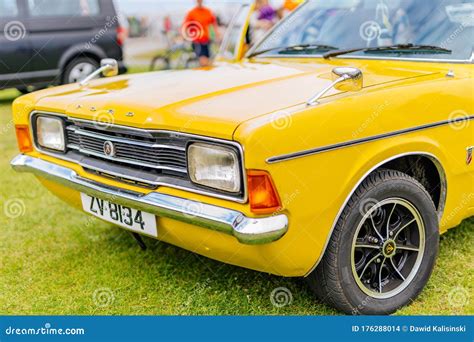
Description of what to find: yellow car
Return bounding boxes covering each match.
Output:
[11,0,473,314]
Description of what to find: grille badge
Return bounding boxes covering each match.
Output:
[103,141,116,157]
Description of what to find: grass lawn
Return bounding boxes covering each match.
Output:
[0,87,472,315]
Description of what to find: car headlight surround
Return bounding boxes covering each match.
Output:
[187,142,242,193]
[36,116,66,152]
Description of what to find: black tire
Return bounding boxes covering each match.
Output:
[307,169,439,315]
[62,57,99,84]
[150,56,170,71]
[16,86,30,94]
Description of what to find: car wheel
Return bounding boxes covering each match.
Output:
[16,86,31,94]
[62,57,99,84]
[150,56,170,71]
[307,169,439,315]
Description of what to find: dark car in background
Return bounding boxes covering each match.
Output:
[0,0,127,92]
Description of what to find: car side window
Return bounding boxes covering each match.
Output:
[27,0,100,17]
[0,0,19,17]
[220,5,251,60]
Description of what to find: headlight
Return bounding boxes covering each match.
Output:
[36,116,65,152]
[188,143,241,193]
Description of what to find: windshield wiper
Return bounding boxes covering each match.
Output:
[323,44,452,59]
[248,44,339,58]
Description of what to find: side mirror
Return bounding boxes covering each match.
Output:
[332,67,363,92]
[101,58,119,77]
[307,67,363,106]
[79,58,119,87]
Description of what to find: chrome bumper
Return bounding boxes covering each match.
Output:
[11,155,288,245]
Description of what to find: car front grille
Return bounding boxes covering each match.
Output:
[66,125,188,175]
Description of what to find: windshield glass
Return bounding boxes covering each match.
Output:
[251,0,474,61]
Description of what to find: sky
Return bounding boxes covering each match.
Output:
[116,0,246,16]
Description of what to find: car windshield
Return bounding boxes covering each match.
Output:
[250,0,474,61]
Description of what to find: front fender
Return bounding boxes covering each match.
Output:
[233,74,471,275]
[237,131,451,275]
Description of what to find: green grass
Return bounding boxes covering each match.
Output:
[0,88,472,315]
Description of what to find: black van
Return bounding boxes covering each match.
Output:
[0,0,127,92]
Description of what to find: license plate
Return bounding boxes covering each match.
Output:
[81,193,157,237]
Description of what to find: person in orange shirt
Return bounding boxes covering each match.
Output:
[183,0,220,67]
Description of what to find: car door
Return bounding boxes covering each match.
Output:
[0,0,33,88]
[217,1,254,62]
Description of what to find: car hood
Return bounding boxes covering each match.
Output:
[32,59,437,139]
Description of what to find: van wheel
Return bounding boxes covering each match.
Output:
[307,169,439,314]
[62,57,99,84]
[16,86,31,94]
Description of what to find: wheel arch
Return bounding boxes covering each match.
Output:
[381,154,446,216]
[58,44,106,74]
[304,151,447,277]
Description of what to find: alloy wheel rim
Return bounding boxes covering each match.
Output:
[351,198,425,299]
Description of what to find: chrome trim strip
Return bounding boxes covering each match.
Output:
[0,69,59,81]
[66,144,188,174]
[267,115,474,163]
[66,126,185,151]
[78,162,192,188]
[11,155,287,245]
[68,155,244,202]
[304,152,447,277]
[253,54,473,64]
[29,111,248,203]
